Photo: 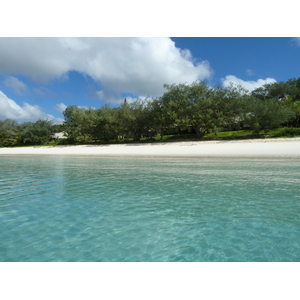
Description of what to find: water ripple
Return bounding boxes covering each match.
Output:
[0,156,300,261]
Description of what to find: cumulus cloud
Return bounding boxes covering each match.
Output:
[0,38,74,82]
[3,76,29,96]
[222,75,277,93]
[0,90,55,122]
[55,102,67,113]
[0,37,213,103]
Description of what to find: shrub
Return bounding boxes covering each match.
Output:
[272,127,300,137]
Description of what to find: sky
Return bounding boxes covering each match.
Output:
[0,37,299,124]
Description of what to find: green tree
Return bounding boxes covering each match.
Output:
[160,82,234,137]
[215,84,250,131]
[285,98,300,127]
[246,97,296,134]
[20,119,55,145]
[251,81,290,100]
[90,106,119,142]
[117,99,131,140]
[251,78,300,102]
[160,83,191,133]
[286,78,300,101]
[150,98,172,139]
[63,106,94,142]
[117,99,154,141]
[0,119,20,139]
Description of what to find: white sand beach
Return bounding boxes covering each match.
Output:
[1,138,300,158]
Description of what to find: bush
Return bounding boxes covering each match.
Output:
[21,120,55,145]
[272,127,300,137]
[0,138,18,147]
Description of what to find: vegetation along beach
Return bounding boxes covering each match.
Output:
[1,78,300,152]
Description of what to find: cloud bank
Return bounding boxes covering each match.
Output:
[222,75,277,92]
[0,37,213,103]
[0,91,56,122]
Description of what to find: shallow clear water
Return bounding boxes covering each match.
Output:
[0,155,300,262]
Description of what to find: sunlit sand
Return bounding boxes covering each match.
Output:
[1,138,300,158]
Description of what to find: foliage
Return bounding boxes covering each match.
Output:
[286,100,300,127]
[119,99,153,141]
[0,119,20,138]
[271,127,300,138]
[20,120,55,145]
[251,78,300,101]
[63,106,90,142]
[0,119,22,146]
[91,106,120,142]
[250,78,300,127]
[245,97,296,134]
[57,79,300,144]
[159,82,251,137]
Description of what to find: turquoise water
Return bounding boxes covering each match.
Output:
[0,156,300,262]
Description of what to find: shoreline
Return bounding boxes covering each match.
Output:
[1,137,300,158]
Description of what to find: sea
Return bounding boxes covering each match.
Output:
[0,155,299,262]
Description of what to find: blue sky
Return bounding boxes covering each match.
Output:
[0,37,300,124]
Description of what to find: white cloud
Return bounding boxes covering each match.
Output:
[0,38,74,82]
[0,37,213,104]
[0,90,55,122]
[52,118,64,125]
[55,102,67,113]
[77,105,96,110]
[3,76,29,96]
[222,75,277,93]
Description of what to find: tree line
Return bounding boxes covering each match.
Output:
[1,78,300,146]
[62,78,300,142]
[0,119,56,146]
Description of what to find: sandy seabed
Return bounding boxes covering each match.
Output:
[1,138,300,158]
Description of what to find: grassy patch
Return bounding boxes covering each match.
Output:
[271,127,300,138]
[145,128,300,142]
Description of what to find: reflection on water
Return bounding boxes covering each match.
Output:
[0,156,300,261]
